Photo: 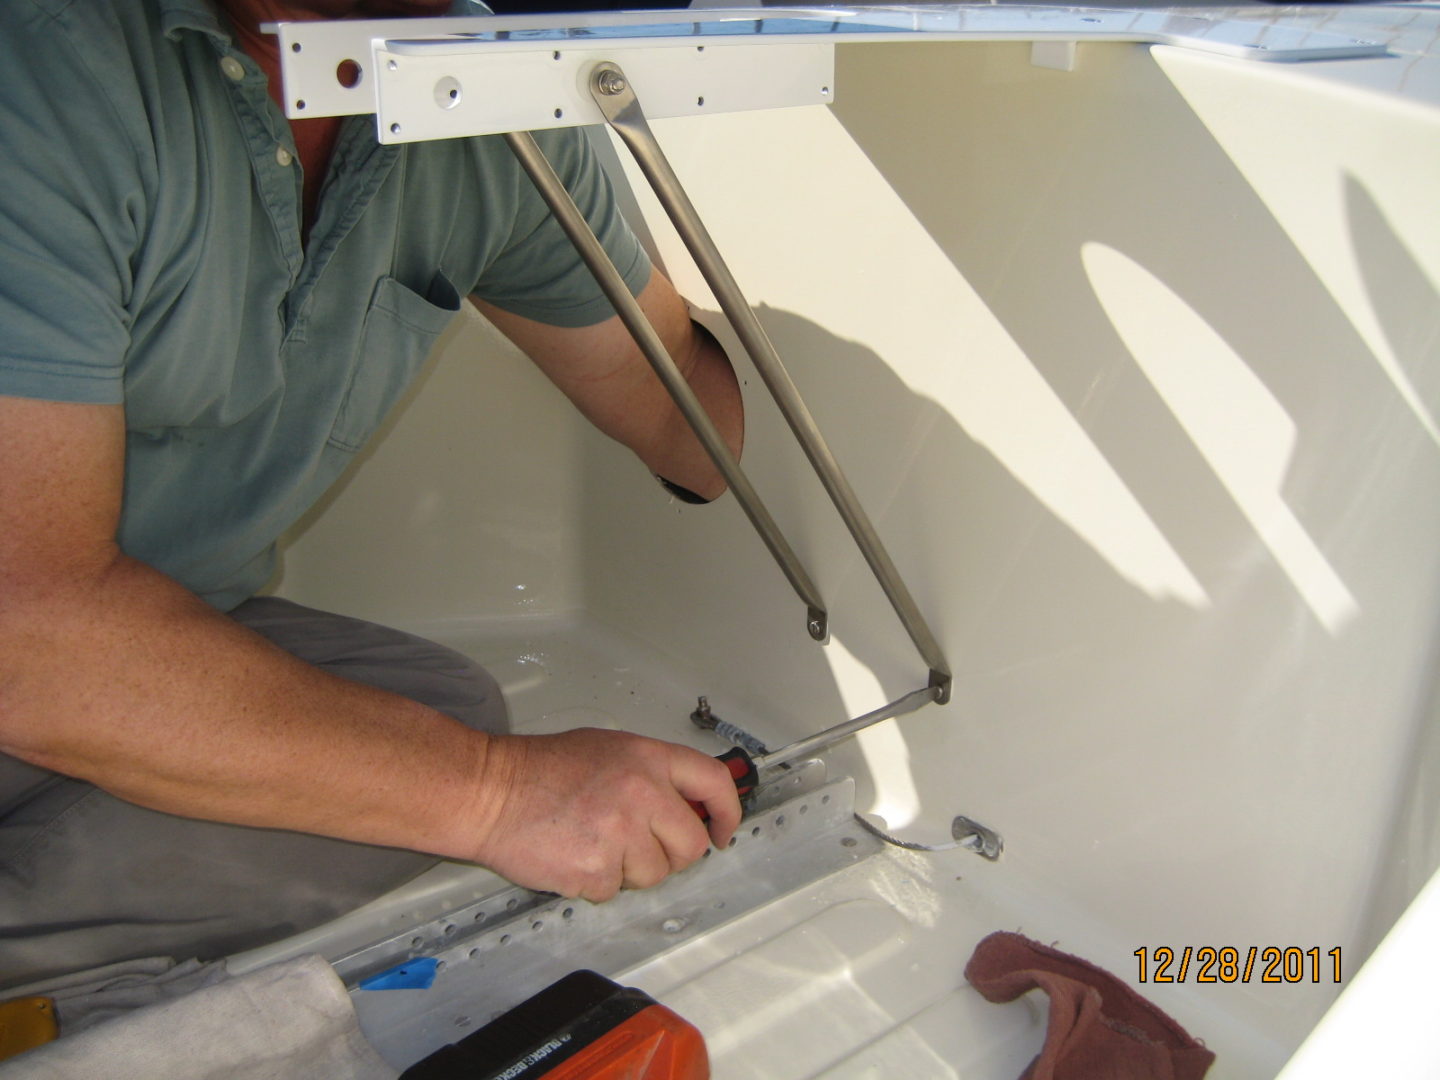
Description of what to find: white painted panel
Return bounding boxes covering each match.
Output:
[579,38,1440,1061]
[273,30,1440,1076]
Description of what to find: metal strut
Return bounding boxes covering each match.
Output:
[503,130,829,641]
[587,62,951,703]
[503,64,952,709]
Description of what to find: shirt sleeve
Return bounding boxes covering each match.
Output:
[470,126,652,329]
[0,3,138,405]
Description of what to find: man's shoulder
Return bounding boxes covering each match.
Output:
[1,0,175,74]
[0,0,188,154]
[4,0,154,33]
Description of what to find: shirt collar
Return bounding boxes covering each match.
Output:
[158,0,232,45]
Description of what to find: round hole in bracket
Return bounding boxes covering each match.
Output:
[295,99,306,111]
[291,42,302,53]
[532,921,544,932]
[434,76,462,110]
[506,898,518,911]
[410,936,423,948]
[750,825,761,837]
[336,59,362,89]
[727,836,737,849]
[562,907,575,919]
[499,934,512,946]
[389,123,401,135]
[387,59,398,71]
[552,50,562,60]
[553,107,563,119]
[776,815,787,828]
[697,96,705,107]
[841,836,858,848]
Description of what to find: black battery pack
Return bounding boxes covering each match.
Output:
[400,969,708,1080]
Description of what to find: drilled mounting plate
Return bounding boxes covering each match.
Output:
[269,6,1389,129]
[344,773,880,1072]
[373,39,832,144]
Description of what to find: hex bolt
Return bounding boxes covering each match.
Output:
[595,70,627,96]
[691,696,715,729]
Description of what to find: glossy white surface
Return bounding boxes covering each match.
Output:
[276,20,1440,1077]
[1277,864,1440,1080]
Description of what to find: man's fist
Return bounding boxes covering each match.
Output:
[463,728,743,902]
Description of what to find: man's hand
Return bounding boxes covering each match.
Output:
[474,269,743,502]
[462,729,742,902]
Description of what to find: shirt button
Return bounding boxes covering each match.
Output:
[275,146,294,168]
[220,56,246,81]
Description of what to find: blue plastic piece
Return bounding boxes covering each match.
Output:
[359,957,440,991]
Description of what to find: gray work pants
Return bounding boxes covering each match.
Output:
[0,598,507,991]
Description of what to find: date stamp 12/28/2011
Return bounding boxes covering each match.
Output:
[1134,946,1342,984]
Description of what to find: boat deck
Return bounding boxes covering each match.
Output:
[233,614,1283,1078]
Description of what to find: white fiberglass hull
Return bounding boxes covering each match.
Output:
[262,8,1440,1076]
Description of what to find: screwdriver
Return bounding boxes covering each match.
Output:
[688,747,759,823]
[689,684,938,822]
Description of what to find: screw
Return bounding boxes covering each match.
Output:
[595,70,627,96]
[691,696,715,729]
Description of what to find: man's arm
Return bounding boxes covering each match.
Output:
[0,395,741,901]
[474,268,743,502]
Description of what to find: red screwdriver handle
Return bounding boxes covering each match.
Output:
[689,747,758,823]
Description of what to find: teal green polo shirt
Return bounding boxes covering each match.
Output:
[0,0,650,611]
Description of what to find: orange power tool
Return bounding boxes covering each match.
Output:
[400,970,708,1080]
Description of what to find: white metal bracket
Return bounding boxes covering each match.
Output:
[374,38,831,144]
[269,6,1389,143]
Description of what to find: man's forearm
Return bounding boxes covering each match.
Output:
[0,552,493,861]
[641,318,743,502]
[474,272,745,505]
[0,392,742,904]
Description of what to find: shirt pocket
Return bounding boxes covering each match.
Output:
[327,272,461,453]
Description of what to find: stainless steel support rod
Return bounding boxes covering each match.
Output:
[503,130,829,640]
[752,685,939,771]
[588,63,952,702]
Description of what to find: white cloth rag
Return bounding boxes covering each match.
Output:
[0,954,397,1080]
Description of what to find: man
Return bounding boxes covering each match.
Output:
[0,0,743,989]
